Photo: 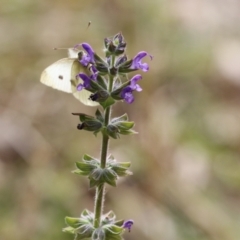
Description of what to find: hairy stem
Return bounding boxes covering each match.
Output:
[93,72,114,228]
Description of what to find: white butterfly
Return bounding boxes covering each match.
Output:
[40,48,98,106]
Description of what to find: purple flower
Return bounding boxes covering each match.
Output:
[89,65,98,80]
[131,51,152,72]
[74,43,95,66]
[121,75,142,104]
[76,73,91,91]
[123,219,134,232]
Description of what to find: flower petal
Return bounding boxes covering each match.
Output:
[123,220,134,232]
[131,51,152,72]
[77,73,91,90]
[121,87,134,104]
[130,74,142,91]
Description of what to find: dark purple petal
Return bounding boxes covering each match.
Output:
[77,73,91,90]
[129,74,142,92]
[89,65,98,80]
[82,43,95,62]
[121,87,134,104]
[123,220,134,232]
[131,51,152,72]
[80,54,91,66]
[73,42,95,66]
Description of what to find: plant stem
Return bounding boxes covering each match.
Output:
[93,73,114,228]
[93,107,111,228]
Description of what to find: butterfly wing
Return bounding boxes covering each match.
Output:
[70,60,99,106]
[41,57,99,106]
[40,58,76,93]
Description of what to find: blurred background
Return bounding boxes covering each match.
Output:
[1,0,240,239]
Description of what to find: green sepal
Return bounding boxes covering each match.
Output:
[96,75,107,90]
[74,162,96,175]
[107,155,132,177]
[106,124,119,139]
[114,220,125,227]
[72,113,103,132]
[91,90,110,103]
[104,224,124,240]
[111,113,128,122]
[83,154,99,162]
[72,113,95,122]
[95,63,109,75]
[118,59,137,74]
[89,78,106,91]
[92,228,105,240]
[94,53,108,66]
[90,168,117,187]
[95,109,104,122]
[118,129,138,135]
[64,210,95,239]
[65,217,87,228]
[104,224,124,235]
[73,153,131,186]
[111,81,130,100]
[62,226,75,234]
[74,155,99,176]
[99,97,115,109]
[81,120,103,132]
[105,113,136,138]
